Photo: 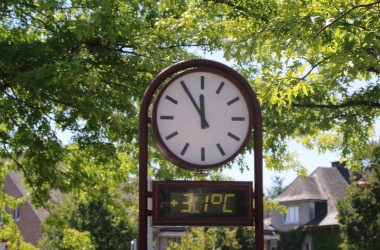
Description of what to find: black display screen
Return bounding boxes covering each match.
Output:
[152,181,253,226]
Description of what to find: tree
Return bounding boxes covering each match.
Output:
[337,144,380,250]
[39,192,136,250]
[2,0,379,203]
[168,227,244,250]
[0,0,197,206]
[266,175,285,199]
[235,227,255,249]
[157,0,380,171]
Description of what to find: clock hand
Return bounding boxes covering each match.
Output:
[180,81,209,128]
[199,94,209,129]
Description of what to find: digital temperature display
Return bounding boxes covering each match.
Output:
[152,181,253,226]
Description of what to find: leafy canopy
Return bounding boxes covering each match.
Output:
[39,192,136,250]
[338,143,380,250]
[0,0,196,204]
[2,0,379,202]
[157,0,380,170]
[1,1,380,245]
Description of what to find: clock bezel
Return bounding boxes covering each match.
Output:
[151,66,254,170]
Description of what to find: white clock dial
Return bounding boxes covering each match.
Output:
[152,69,252,169]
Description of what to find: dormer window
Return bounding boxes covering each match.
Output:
[283,206,299,224]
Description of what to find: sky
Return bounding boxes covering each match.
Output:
[199,50,380,192]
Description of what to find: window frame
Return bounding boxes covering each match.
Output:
[283,206,299,224]
[304,242,312,250]
[14,206,20,222]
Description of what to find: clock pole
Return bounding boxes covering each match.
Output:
[252,93,264,250]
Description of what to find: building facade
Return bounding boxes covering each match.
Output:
[3,172,48,246]
[265,162,350,250]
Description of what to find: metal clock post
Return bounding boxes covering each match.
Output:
[139,59,263,249]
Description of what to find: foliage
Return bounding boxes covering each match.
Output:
[337,145,380,250]
[160,0,380,171]
[264,197,287,219]
[266,175,285,199]
[39,191,136,250]
[278,229,307,250]
[278,226,340,250]
[168,227,254,250]
[0,0,196,206]
[1,0,378,205]
[235,227,255,249]
[0,213,37,250]
[309,226,340,250]
[60,229,94,250]
[167,227,217,250]
[265,175,286,215]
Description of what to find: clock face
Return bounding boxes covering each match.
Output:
[152,68,253,170]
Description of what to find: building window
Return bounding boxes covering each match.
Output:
[283,206,299,224]
[14,206,20,222]
[304,242,312,250]
[0,240,7,250]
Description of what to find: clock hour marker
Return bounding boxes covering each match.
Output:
[216,81,225,94]
[160,116,174,120]
[227,132,240,141]
[201,76,205,90]
[165,95,178,104]
[231,117,245,121]
[181,143,190,155]
[201,147,205,161]
[227,97,240,106]
[165,131,178,140]
[216,143,225,156]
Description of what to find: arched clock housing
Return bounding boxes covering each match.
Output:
[152,67,253,170]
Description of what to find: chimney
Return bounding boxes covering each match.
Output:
[331,161,350,182]
[331,161,346,169]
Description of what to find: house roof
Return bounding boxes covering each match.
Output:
[310,166,349,203]
[273,176,327,203]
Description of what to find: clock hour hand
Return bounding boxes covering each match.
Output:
[180,81,209,128]
[199,94,209,129]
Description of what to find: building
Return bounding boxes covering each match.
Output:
[265,162,350,250]
[3,172,48,246]
[153,227,184,249]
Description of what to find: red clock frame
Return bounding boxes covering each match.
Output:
[151,67,254,170]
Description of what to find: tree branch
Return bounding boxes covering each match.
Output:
[117,47,143,57]
[293,101,380,109]
[0,80,11,92]
[158,43,212,50]
[367,66,380,74]
[2,146,34,187]
[314,0,380,38]
[297,56,331,81]
[210,0,251,17]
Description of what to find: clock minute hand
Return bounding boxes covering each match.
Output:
[180,81,209,128]
[199,94,209,129]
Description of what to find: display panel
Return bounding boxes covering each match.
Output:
[152,181,253,226]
